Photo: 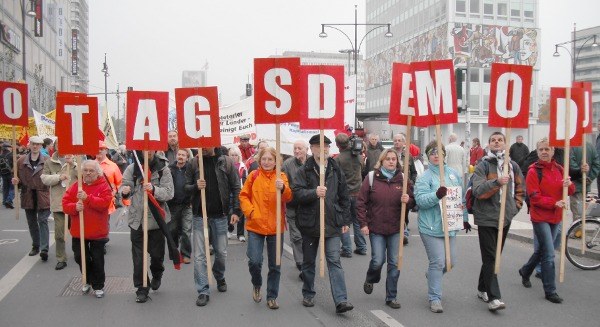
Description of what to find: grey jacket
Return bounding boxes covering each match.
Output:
[40,153,78,212]
[471,156,525,228]
[120,154,174,230]
[281,155,306,217]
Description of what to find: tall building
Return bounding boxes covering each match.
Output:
[571,25,600,121]
[279,50,366,114]
[364,0,539,147]
[0,0,89,113]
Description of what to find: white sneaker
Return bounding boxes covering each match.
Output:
[82,284,91,294]
[238,235,246,242]
[227,232,234,240]
[488,299,506,311]
[477,291,489,302]
[94,289,104,298]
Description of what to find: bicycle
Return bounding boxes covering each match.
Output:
[565,202,600,270]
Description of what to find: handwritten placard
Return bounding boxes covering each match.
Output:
[439,186,463,231]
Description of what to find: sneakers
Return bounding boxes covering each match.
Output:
[386,299,401,309]
[335,302,354,314]
[253,286,262,303]
[403,237,409,245]
[545,293,563,304]
[135,289,149,303]
[227,232,235,240]
[519,269,532,288]
[94,289,104,298]
[477,291,489,303]
[267,299,279,309]
[302,298,314,307]
[4,202,13,209]
[28,247,39,256]
[488,299,506,311]
[353,249,367,255]
[150,278,161,291]
[196,294,209,306]
[238,235,246,242]
[82,284,91,294]
[55,262,67,270]
[217,279,227,292]
[363,282,373,294]
[340,252,352,258]
[40,251,48,262]
[430,300,443,313]
[182,257,191,264]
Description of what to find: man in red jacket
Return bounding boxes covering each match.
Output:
[63,160,113,299]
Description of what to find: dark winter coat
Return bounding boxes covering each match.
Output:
[16,153,50,210]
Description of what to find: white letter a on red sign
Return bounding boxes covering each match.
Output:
[133,100,160,141]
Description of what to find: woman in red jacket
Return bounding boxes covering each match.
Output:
[518,138,574,304]
[356,148,415,309]
[62,160,113,298]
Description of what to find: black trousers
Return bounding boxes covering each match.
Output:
[477,224,510,301]
[72,238,108,291]
[130,226,165,291]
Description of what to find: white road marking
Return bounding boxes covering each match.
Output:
[0,238,55,303]
[371,310,405,327]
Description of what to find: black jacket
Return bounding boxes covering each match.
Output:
[292,156,351,238]
[184,155,241,218]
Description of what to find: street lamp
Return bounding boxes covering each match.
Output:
[339,49,353,76]
[319,5,393,128]
[20,0,37,81]
[553,23,599,83]
[101,53,109,110]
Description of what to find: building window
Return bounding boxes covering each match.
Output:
[524,3,534,18]
[483,1,494,15]
[470,0,480,13]
[456,0,466,12]
[470,69,479,82]
[510,1,521,17]
[483,69,491,83]
[497,2,508,16]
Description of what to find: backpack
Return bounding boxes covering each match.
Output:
[0,156,11,175]
[465,160,519,214]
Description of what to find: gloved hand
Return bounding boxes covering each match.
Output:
[435,186,448,199]
[464,221,472,233]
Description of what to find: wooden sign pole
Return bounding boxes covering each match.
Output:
[494,128,511,274]
[398,116,412,270]
[275,124,282,266]
[142,151,149,288]
[12,126,19,220]
[76,155,86,285]
[198,148,214,285]
[319,130,325,278]
[435,124,451,272]
[559,88,572,283]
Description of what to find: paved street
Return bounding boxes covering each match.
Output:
[0,205,598,327]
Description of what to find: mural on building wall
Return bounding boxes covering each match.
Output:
[450,23,539,69]
[365,23,539,89]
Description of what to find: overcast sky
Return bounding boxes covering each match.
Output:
[87,1,600,117]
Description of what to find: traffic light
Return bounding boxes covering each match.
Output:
[245,83,252,97]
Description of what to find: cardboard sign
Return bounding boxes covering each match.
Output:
[126,91,169,151]
[549,87,584,147]
[55,92,99,155]
[488,63,532,129]
[175,87,221,148]
[299,65,345,130]
[572,81,593,133]
[0,81,29,126]
[438,186,463,231]
[411,60,457,127]
[254,57,301,124]
[388,63,416,125]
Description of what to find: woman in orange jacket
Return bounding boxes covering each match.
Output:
[239,147,292,310]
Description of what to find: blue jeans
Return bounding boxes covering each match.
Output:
[1,174,14,204]
[193,216,228,295]
[246,231,282,300]
[341,195,367,254]
[420,233,456,302]
[366,233,400,301]
[534,222,561,274]
[520,222,560,295]
[302,235,349,306]
[25,209,50,252]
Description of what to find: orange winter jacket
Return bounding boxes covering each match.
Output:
[240,168,292,236]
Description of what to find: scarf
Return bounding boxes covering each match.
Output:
[380,167,396,180]
[486,149,515,200]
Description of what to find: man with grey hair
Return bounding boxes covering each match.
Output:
[445,133,465,177]
[282,139,309,274]
[363,133,383,177]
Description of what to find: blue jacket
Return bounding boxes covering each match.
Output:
[415,164,467,238]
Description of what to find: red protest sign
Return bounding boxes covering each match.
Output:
[299,65,345,130]
[0,81,29,126]
[175,87,221,148]
[254,57,301,124]
[126,91,169,151]
[411,60,457,127]
[389,63,416,125]
[55,92,99,155]
[488,63,532,129]
[549,87,585,147]
[572,81,593,133]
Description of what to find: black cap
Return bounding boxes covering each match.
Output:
[309,134,331,145]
